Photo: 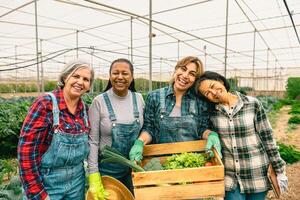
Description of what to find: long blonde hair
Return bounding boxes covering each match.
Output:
[170,56,204,84]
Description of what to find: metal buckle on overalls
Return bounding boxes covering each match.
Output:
[112,123,116,127]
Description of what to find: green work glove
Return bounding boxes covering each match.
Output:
[129,139,144,162]
[88,172,107,200]
[205,132,222,159]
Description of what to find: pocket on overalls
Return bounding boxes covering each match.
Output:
[111,124,138,158]
[54,141,87,167]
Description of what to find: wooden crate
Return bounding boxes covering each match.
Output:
[132,140,224,200]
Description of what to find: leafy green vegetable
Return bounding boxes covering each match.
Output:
[143,158,163,171]
[162,152,209,170]
[101,146,145,172]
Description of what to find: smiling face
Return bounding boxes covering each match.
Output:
[63,67,92,99]
[198,79,228,104]
[173,62,197,93]
[110,61,133,96]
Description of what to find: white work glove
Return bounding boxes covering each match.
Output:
[277,173,288,193]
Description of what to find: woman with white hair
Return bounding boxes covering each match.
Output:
[18,60,94,200]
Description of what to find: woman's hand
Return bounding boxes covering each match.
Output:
[277,173,288,193]
[88,172,108,200]
[129,139,144,163]
[205,131,222,159]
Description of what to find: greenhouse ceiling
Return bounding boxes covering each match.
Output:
[0,0,300,81]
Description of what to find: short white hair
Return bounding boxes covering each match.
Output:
[57,59,95,88]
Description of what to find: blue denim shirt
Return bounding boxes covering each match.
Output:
[142,85,212,143]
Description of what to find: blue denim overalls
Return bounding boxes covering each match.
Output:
[99,92,140,193]
[23,93,89,200]
[157,88,199,143]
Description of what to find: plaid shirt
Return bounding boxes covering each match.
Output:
[210,92,285,193]
[17,89,89,200]
[142,85,212,143]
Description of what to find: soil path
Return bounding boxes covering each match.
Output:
[267,105,300,200]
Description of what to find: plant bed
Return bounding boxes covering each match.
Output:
[132,140,224,200]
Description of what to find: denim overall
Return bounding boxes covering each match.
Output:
[23,93,90,200]
[157,88,199,143]
[99,92,140,193]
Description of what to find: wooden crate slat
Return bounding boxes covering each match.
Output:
[143,140,207,156]
[134,181,225,200]
[132,165,224,186]
[132,140,225,198]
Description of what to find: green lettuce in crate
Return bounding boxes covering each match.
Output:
[162,152,209,170]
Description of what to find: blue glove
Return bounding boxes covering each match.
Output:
[205,132,222,159]
[129,139,144,163]
[277,173,288,193]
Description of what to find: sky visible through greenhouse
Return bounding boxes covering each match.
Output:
[0,0,300,91]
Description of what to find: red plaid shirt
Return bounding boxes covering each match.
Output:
[17,89,90,200]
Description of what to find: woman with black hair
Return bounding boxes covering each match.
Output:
[87,58,144,199]
[195,71,288,200]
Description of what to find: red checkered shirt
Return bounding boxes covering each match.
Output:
[17,89,90,200]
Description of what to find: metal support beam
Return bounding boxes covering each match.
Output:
[34,0,40,93]
[224,0,229,78]
[266,48,269,91]
[40,39,44,92]
[252,29,256,90]
[15,45,18,93]
[76,30,79,58]
[177,40,180,60]
[149,0,153,91]
[283,0,300,44]
[130,16,133,63]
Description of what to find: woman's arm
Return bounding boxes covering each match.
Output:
[87,97,102,174]
[254,99,286,174]
[17,96,51,200]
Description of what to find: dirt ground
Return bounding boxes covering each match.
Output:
[267,106,300,200]
[0,92,39,98]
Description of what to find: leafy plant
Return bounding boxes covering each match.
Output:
[0,159,18,185]
[288,115,300,124]
[278,143,300,164]
[286,77,300,99]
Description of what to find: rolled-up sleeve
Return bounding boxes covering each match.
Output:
[141,92,157,142]
[254,99,286,174]
[197,99,213,138]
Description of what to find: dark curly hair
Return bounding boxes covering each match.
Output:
[194,71,230,98]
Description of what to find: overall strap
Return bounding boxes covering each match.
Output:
[103,92,117,121]
[159,88,166,115]
[47,92,60,126]
[132,92,139,119]
[189,97,197,115]
[82,100,89,126]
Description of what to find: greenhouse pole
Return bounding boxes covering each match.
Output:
[224,0,229,78]
[177,40,180,60]
[252,29,256,91]
[34,0,40,93]
[15,45,18,93]
[274,59,277,92]
[40,39,44,93]
[149,0,153,91]
[160,57,162,88]
[204,45,207,68]
[266,48,269,91]
[130,16,133,63]
[76,30,79,58]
